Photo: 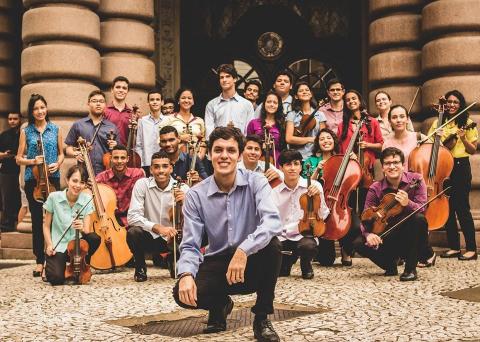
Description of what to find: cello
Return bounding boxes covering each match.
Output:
[263,128,281,188]
[408,97,454,230]
[298,164,326,237]
[32,137,56,202]
[77,137,132,270]
[321,117,363,240]
[126,105,141,168]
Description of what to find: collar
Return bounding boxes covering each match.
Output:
[105,167,134,181]
[178,152,188,162]
[59,189,85,205]
[207,168,248,196]
[380,172,409,191]
[174,113,197,124]
[148,113,164,123]
[107,102,131,112]
[277,176,308,192]
[32,122,53,133]
[219,92,240,102]
[237,159,264,172]
[283,95,293,104]
[148,176,175,191]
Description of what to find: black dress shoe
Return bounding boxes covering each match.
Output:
[33,270,42,277]
[301,271,314,279]
[134,267,147,282]
[300,260,314,279]
[440,250,461,258]
[253,318,280,342]
[203,296,234,334]
[384,268,398,276]
[458,252,478,261]
[400,270,417,281]
[340,248,352,266]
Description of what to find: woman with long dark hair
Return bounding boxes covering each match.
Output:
[429,90,478,260]
[302,128,340,180]
[285,82,327,159]
[246,91,286,166]
[16,94,64,277]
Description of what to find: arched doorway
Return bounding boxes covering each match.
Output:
[180,1,363,116]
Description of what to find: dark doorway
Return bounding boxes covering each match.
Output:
[180,1,363,116]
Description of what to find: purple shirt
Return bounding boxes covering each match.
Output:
[246,118,282,167]
[360,171,427,238]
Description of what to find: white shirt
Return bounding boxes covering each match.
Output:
[271,177,329,242]
[135,113,165,167]
[237,159,284,181]
[127,177,189,239]
[204,92,254,139]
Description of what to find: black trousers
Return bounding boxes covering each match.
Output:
[173,237,282,316]
[354,213,428,273]
[445,158,477,252]
[126,226,176,269]
[25,178,61,264]
[0,173,21,230]
[45,232,101,285]
[281,237,317,273]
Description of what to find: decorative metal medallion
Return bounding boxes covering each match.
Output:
[257,32,284,60]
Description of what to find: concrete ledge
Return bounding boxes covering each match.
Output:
[0,248,35,260]
[1,232,32,249]
[369,14,420,51]
[369,50,421,84]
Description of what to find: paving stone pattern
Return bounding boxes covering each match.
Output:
[1,258,480,341]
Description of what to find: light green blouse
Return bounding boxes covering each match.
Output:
[302,154,324,179]
[43,190,94,253]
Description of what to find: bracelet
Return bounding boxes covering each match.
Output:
[178,272,193,281]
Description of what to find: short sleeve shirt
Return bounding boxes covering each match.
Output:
[286,109,327,160]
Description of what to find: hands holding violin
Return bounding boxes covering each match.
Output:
[33,155,60,173]
[394,190,410,207]
[186,171,200,185]
[264,168,280,182]
[152,223,177,239]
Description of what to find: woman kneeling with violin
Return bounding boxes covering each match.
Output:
[354,147,429,281]
[43,165,100,285]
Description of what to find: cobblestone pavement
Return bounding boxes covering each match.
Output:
[1,257,479,342]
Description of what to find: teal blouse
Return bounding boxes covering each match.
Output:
[302,154,323,179]
[43,190,94,253]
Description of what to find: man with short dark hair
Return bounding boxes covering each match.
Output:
[136,89,166,176]
[205,64,254,139]
[254,70,294,117]
[65,90,118,175]
[96,145,145,227]
[0,112,22,231]
[321,78,345,133]
[354,147,429,281]
[173,126,282,341]
[162,98,175,116]
[104,76,133,145]
[159,125,208,183]
[244,80,262,109]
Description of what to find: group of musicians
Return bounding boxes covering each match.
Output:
[6,63,478,341]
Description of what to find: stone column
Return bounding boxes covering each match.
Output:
[368,0,424,123]
[0,0,20,130]
[99,0,155,115]
[422,0,480,246]
[21,0,101,135]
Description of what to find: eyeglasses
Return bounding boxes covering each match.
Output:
[328,88,344,92]
[90,100,105,104]
[383,161,402,167]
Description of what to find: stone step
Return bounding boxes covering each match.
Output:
[1,232,32,249]
[1,248,35,260]
[429,230,480,249]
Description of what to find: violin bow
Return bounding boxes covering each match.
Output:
[379,186,451,239]
[407,86,421,116]
[172,183,177,279]
[52,197,94,252]
[419,102,477,145]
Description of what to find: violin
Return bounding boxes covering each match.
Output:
[64,221,91,285]
[443,122,477,150]
[357,115,374,188]
[126,105,141,168]
[102,129,117,169]
[321,117,363,240]
[298,164,326,237]
[77,137,132,270]
[408,97,454,230]
[263,129,281,188]
[293,97,328,138]
[32,137,56,203]
[361,179,420,235]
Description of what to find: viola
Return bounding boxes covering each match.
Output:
[102,129,117,169]
[361,179,420,235]
[298,164,326,237]
[263,128,281,188]
[321,117,363,240]
[77,137,132,270]
[408,97,454,230]
[293,97,328,138]
[443,122,477,150]
[64,224,91,284]
[32,137,56,203]
[126,105,141,168]
[357,117,374,189]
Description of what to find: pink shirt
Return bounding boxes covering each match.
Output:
[320,103,343,134]
[382,131,419,169]
[104,103,133,145]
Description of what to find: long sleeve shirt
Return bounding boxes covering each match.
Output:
[177,169,282,277]
[360,171,427,238]
[127,177,189,239]
[204,92,254,139]
[135,113,165,167]
[271,178,329,241]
